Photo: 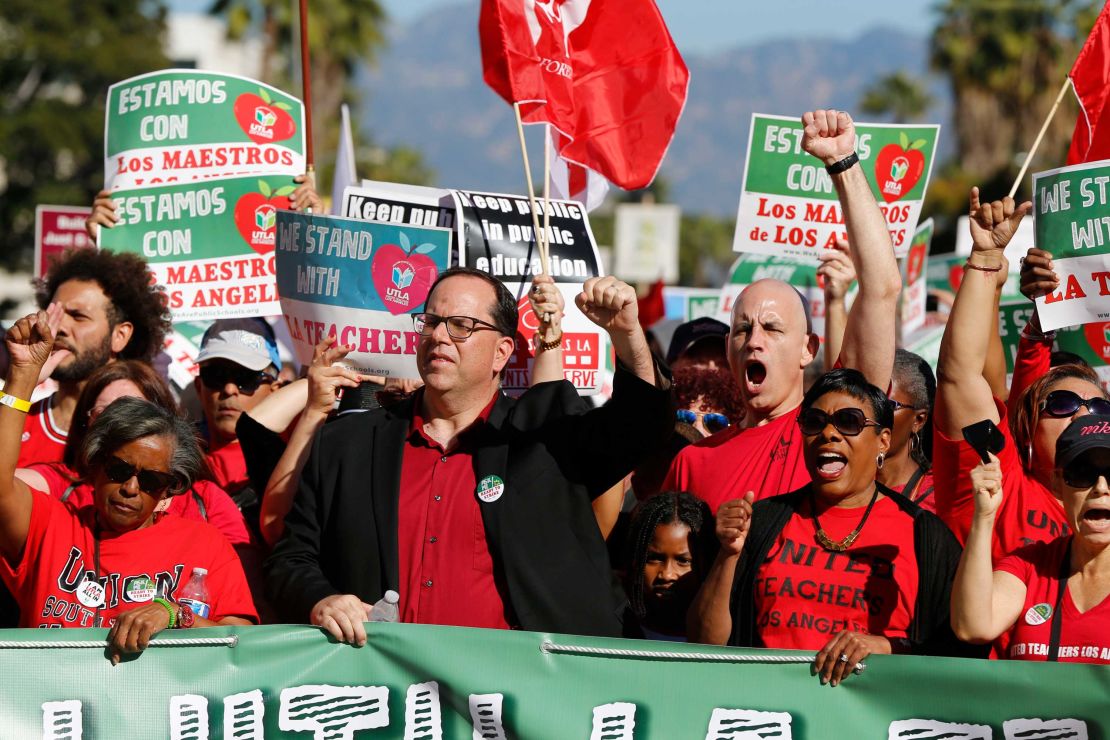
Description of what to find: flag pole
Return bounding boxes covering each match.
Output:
[541,125,552,269]
[514,103,550,277]
[299,0,315,183]
[1008,77,1072,199]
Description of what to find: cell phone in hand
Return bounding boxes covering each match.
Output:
[962,419,1005,464]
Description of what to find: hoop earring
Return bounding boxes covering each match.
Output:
[910,431,921,456]
[876,453,885,470]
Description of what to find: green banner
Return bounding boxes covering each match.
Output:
[1032,161,1110,331]
[99,175,299,321]
[901,218,933,338]
[926,254,1022,301]
[1,624,1108,737]
[733,114,939,260]
[105,70,305,190]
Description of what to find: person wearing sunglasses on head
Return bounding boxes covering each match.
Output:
[952,415,1110,664]
[933,188,1110,565]
[689,368,973,684]
[0,308,257,663]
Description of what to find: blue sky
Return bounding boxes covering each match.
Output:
[172,0,938,53]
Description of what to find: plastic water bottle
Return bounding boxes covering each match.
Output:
[369,590,399,623]
[178,567,211,619]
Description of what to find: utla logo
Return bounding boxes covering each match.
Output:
[874,132,927,203]
[233,180,294,254]
[1083,321,1110,360]
[370,231,439,314]
[233,87,297,144]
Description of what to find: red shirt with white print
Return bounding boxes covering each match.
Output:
[16,395,67,468]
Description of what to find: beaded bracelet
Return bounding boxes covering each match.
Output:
[152,597,177,629]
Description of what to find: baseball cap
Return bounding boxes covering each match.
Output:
[666,317,729,365]
[1055,413,1110,470]
[196,318,281,372]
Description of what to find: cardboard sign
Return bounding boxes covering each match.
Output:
[274,211,451,378]
[105,70,304,190]
[613,203,680,283]
[34,206,92,278]
[901,219,933,339]
[1032,160,1110,331]
[733,114,939,261]
[99,175,298,321]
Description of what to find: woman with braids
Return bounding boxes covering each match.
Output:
[623,492,717,641]
[689,369,971,686]
[878,350,936,511]
[0,307,256,664]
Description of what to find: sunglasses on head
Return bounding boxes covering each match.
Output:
[104,456,177,496]
[676,409,730,433]
[1062,460,1110,489]
[1040,390,1110,418]
[198,364,276,394]
[798,407,880,437]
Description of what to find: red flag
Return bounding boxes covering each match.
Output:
[479,0,689,191]
[637,279,666,329]
[1068,3,1110,164]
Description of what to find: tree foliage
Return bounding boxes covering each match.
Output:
[0,0,169,270]
[860,72,934,123]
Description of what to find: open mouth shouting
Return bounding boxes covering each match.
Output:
[1079,506,1110,535]
[815,450,848,480]
[744,360,767,394]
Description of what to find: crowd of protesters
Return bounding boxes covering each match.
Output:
[1,109,1108,677]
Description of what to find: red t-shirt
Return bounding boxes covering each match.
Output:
[996,537,1110,664]
[933,397,1068,562]
[396,392,510,629]
[890,471,936,514]
[1006,333,1052,420]
[207,441,250,495]
[25,462,251,547]
[664,407,810,513]
[0,492,258,628]
[754,496,918,650]
[16,395,67,468]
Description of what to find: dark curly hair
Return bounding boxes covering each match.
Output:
[674,364,745,424]
[623,492,718,621]
[35,247,170,363]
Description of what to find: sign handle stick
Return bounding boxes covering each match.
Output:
[1008,77,1071,199]
[541,126,552,268]
[513,103,550,277]
[299,0,315,179]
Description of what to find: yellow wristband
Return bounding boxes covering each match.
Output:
[0,391,31,413]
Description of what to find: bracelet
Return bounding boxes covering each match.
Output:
[0,390,31,413]
[152,597,177,629]
[825,152,859,175]
[964,260,1002,273]
[537,334,563,352]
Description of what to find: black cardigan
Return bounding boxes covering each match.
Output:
[728,484,982,657]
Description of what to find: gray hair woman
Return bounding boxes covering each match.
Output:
[0,308,257,665]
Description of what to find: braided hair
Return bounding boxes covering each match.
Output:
[623,492,717,621]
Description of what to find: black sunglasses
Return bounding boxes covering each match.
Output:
[104,456,178,495]
[199,364,276,394]
[799,407,881,437]
[412,312,501,341]
[676,409,730,433]
[1063,461,1110,489]
[1041,390,1110,419]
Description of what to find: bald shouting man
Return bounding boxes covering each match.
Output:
[664,110,903,511]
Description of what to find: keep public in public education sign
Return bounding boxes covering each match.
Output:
[1033,160,1110,331]
[105,70,305,191]
[734,114,939,261]
[275,210,451,378]
[99,175,298,321]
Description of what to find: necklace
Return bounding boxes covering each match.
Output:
[810,485,880,552]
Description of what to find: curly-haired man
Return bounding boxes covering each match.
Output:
[15,247,171,466]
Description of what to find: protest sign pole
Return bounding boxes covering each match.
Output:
[299,0,315,182]
[513,103,550,277]
[1008,77,1071,199]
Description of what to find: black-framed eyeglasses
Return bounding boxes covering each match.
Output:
[798,407,881,437]
[1062,461,1110,489]
[104,455,178,496]
[890,399,920,412]
[198,364,276,394]
[676,409,730,433]
[1040,390,1110,419]
[412,312,501,341]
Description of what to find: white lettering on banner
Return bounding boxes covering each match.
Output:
[1070,216,1110,250]
[474,254,589,279]
[170,694,209,740]
[140,114,188,142]
[115,188,226,225]
[278,685,389,740]
[42,700,82,740]
[117,79,227,114]
[468,693,507,740]
[296,265,340,297]
[224,690,265,740]
[404,682,442,740]
[591,702,636,740]
[144,229,192,257]
[705,708,793,740]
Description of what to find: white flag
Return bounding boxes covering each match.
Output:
[331,103,358,215]
[547,129,609,212]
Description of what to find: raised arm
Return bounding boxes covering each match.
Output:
[936,189,1030,437]
[801,110,902,390]
[817,238,855,372]
[0,306,63,563]
[528,274,565,386]
[576,276,656,386]
[687,493,753,644]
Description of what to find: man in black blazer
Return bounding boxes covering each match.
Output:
[265,267,672,642]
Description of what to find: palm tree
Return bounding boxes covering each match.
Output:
[860,72,934,124]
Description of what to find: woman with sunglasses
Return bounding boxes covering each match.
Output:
[689,369,968,685]
[952,414,1110,664]
[0,308,257,663]
[933,188,1110,562]
[879,350,936,511]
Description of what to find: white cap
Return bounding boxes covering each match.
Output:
[383,590,399,604]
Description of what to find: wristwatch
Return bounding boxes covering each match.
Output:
[176,602,196,629]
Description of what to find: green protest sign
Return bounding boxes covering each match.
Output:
[998,303,1109,388]
[998,301,1036,376]
[901,218,933,338]
[926,254,1022,301]
[1,624,1107,737]
[105,70,305,190]
[99,175,299,321]
[734,114,939,261]
[1032,160,1110,330]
